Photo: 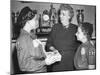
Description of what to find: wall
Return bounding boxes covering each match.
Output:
[11,0,96,37]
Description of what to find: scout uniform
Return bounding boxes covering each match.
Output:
[74,41,96,70]
[16,29,46,73]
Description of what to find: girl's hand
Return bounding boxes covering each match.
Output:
[45,55,56,65]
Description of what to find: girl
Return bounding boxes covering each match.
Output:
[16,6,55,74]
[74,22,96,70]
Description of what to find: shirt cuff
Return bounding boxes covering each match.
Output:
[88,65,95,69]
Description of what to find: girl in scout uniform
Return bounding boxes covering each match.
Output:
[16,6,56,74]
[74,22,96,70]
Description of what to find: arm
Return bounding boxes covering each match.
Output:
[45,25,57,52]
[16,37,46,71]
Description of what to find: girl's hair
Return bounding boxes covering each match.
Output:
[17,6,37,28]
[80,22,93,40]
[59,4,74,22]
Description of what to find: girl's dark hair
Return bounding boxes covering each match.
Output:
[80,22,93,40]
[17,6,37,28]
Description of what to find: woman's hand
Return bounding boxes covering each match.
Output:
[49,46,57,51]
[45,51,62,65]
[45,55,56,65]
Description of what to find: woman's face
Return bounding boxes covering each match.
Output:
[28,15,39,29]
[60,10,70,26]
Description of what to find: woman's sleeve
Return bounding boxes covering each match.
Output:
[45,25,56,52]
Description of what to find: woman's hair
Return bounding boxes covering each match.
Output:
[17,6,37,28]
[59,4,74,22]
[80,22,93,40]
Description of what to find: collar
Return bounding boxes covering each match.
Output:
[82,41,91,47]
[62,23,72,30]
[20,29,30,36]
[20,29,37,39]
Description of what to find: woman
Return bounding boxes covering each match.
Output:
[16,6,55,74]
[46,4,80,71]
